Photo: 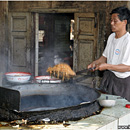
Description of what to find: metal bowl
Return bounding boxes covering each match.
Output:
[34,76,61,83]
[5,72,31,83]
[99,99,116,107]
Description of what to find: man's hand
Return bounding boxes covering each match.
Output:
[87,62,96,69]
[87,56,107,71]
[97,63,108,71]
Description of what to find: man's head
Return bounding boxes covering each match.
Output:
[110,6,130,23]
[110,6,130,32]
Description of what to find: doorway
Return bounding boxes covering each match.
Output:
[38,13,74,75]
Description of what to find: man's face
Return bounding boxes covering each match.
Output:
[111,13,126,32]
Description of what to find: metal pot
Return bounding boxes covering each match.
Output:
[34,76,61,83]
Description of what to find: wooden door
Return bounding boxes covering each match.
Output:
[8,12,31,72]
[74,13,98,72]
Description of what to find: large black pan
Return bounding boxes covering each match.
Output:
[6,83,100,111]
[0,82,101,122]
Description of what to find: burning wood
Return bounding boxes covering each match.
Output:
[46,63,76,80]
[0,101,102,129]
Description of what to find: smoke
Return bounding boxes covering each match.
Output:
[38,47,71,76]
[10,83,100,112]
[38,48,55,76]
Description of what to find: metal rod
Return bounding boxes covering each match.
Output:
[35,13,39,76]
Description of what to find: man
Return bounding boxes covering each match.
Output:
[88,6,130,101]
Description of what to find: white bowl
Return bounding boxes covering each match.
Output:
[5,72,31,83]
[99,99,116,107]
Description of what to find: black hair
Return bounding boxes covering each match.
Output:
[110,6,130,24]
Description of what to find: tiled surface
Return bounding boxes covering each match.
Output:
[98,94,130,117]
[119,113,130,125]
[38,94,130,130]
[97,94,130,130]
[99,101,130,118]
[98,120,118,130]
[68,114,117,130]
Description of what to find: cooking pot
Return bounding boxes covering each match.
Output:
[0,81,101,122]
[0,83,100,111]
[34,76,61,83]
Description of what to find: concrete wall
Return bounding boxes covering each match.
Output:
[0,2,8,85]
[8,1,107,62]
[7,1,129,58]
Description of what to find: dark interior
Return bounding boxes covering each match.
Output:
[38,13,74,75]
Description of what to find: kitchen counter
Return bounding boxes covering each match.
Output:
[0,93,130,130]
[67,94,130,130]
[41,93,130,130]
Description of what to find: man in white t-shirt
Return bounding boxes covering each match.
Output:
[88,6,130,101]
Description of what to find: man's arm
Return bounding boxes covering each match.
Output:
[98,63,130,72]
[88,56,130,72]
[87,56,107,69]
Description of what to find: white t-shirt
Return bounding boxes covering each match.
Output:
[103,32,130,78]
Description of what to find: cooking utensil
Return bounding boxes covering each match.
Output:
[76,67,96,75]
[34,76,61,83]
[0,83,101,122]
[0,83,100,111]
[50,67,96,82]
[5,72,31,83]
[67,67,96,83]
